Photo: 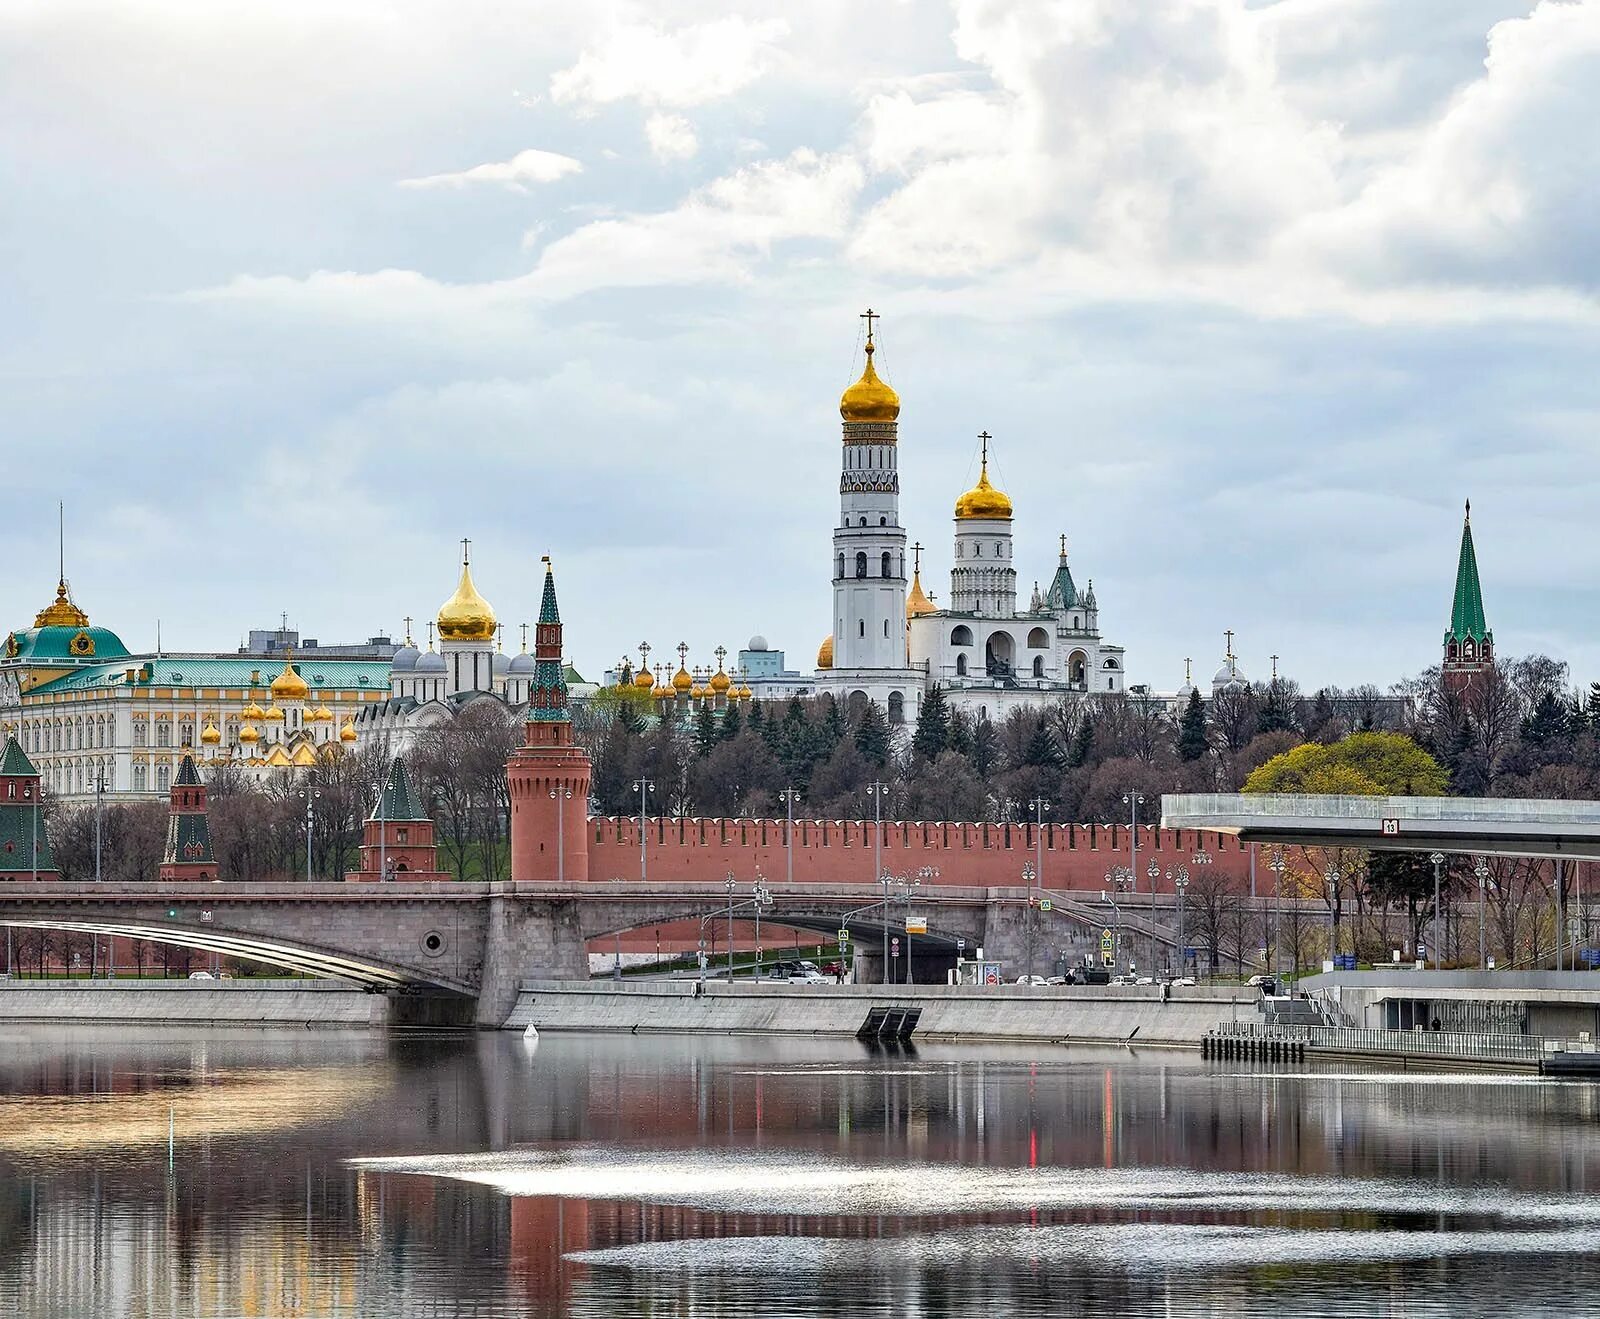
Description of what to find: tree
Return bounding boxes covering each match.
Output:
[905,751,988,821]
[1244,731,1449,796]
[1177,689,1208,762]
[854,700,890,767]
[693,704,718,758]
[912,684,950,762]
[1022,719,1062,771]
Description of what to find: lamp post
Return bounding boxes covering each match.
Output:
[866,781,888,888]
[752,875,772,982]
[632,778,654,884]
[779,788,801,889]
[32,784,43,884]
[1429,851,1446,971]
[1267,848,1286,987]
[1474,856,1490,970]
[725,872,737,982]
[1324,863,1341,966]
[549,785,573,884]
[94,770,104,883]
[1146,856,1161,971]
[1022,861,1036,981]
[1102,882,1122,973]
[1105,866,1133,969]
[1123,793,1145,959]
[302,789,320,883]
[879,870,893,983]
[1172,866,1190,978]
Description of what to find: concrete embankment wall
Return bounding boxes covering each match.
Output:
[0,979,389,1028]
[507,980,1254,1046]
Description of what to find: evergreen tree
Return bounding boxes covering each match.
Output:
[969,712,998,778]
[747,700,764,733]
[913,684,950,761]
[693,704,718,758]
[854,700,890,766]
[1306,689,1337,742]
[719,704,742,742]
[1256,681,1294,735]
[946,708,973,758]
[1023,718,1062,770]
[1587,682,1600,731]
[1177,689,1209,762]
[1065,714,1094,769]
[1522,690,1571,754]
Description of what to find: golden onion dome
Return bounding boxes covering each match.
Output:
[200,721,222,746]
[437,557,497,643]
[907,569,937,618]
[263,705,285,723]
[242,699,266,721]
[339,719,358,743]
[817,635,834,670]
[312,704,334,723]
[689,681,706,699]
[738,681,754,700]
[672,665,693,693]
[633,666,655,691]
[238,723,260,745]
[954,455,1013,521]
[270,657,309,702]
[710,668,731,694]
[839,340,899,423]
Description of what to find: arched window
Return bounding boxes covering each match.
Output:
[956,654,968,677]
[951,625,973,647]
[157,763,170,792]
[859,517,867,527]
[837,553,845,579]
[888,691,905,725]
[859,620,865,637]
[975,543,981,556]
[1108,677,1115,691]
[855,552,868,579]
[881,552,892,578]
[1027,627,1049,648]
[879,516,887,526]
[133,763,146,792]
[1032,656,1044,678]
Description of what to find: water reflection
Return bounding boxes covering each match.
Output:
[1,1027,1599,1317]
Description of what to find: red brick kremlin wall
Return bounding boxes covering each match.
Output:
[586,818,1255,890]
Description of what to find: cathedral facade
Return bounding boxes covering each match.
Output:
[815,315,1128,721]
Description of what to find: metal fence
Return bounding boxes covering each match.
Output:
[1210,1018,1545,1063]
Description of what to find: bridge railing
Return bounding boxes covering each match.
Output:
[1164,792,1600,826]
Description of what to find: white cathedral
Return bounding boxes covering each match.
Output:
[814,314,1126,724]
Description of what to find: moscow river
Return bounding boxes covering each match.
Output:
[2,1027,1600,1317]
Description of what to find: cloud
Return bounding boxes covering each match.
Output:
[398,147,582,191]
[645,111,699,162]
[549,16,789,109]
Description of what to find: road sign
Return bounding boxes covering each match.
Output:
[891,937,900,954]
[1101,950,1114,966]
[1039,899,1053,913]
[956,937,966,951]
[983,963,1001,985]
[200,910,213,924]
[1100,928,1114,953]
[905,915,927,935]
[837,928,850,943]
[1381,818,1400,836]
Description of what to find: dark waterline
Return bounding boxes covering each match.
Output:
[2,1026,1599,1317]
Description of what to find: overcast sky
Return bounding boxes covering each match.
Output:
[5,0,1598,691]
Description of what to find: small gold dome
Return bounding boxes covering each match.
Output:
[311,704,334,723]
[270,657,309,702]
[710,667,731,694]
[690,681,706,699]
[437,556,497,642]
[672,665,693,693]
[200,722,222,746]
[238,723,260,745]
[817,635,834,669]
[339,719,358,743]
[839,341,900,423]
[738,681,754,700]
[907,570,937,618]
[263,705,285,723]
[633,667,655,691]
[954,456,1013,521]
[242,700,266,721]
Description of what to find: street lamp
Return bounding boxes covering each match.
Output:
[779,788,802,888]
[1171,866,1191,977]
[1123,793,1145,943]
[1022,861,1037,981]
[1267,848,1287,987]
[1146,856,1161,972]
[1428,851,1447,971]
[549,785,573,884]
[94,769,105,883]
[725,872,737,982]
[302,789,321,883]
[1474,856,1491,970]
[752,875,772,981]
[632,778,654,885]
[866,782,889,893]
[1105,865,1134,969]
[1324,863,1341,966]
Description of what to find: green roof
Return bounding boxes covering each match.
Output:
[372,758,427,822]
[174,753,203,787]
[1447,504,1491,644]
[162,811,214,868]
[1044,558,1078,613]
[0,735,40,778]
[28,655,390,695]
[4,625,130,664]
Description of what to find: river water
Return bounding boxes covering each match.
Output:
[2,1027,1599,1317]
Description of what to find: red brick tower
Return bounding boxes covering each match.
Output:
[347,757,452,881]
[508,558,591,883]
[158,753,216,882]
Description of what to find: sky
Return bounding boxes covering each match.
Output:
[4,0,1600,692]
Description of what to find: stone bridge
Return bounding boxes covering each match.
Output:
[0,880,1183,1025]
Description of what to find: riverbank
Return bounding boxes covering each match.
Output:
[0,978,399,1028]
[506,980,1256,1046]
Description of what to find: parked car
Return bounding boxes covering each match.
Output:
[1014,974,1049,986]
[187,971,214,980]
[790,969,829,984]
[821,962,844,978]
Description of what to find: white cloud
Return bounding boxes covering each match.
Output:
[398,147,582,191]
[645,111,698,162]
[549,16,789,108]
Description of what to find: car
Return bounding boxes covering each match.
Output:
[187,970,214,980]
[1079,967,1112,985]
[790,970,829,984]
[821,962,844,978]
[1249,975,1278,995]
[1014,974,1049,986]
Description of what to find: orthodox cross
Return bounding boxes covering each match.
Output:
[860,307,878,345]
[912,542,924,575]
[1059,533,1068,559]
[677,641,689,668]
[426,621,435,649]
[520,623,529,653]
[1270,654,1280,682]
[402,615,413,646]
[460,537,471,565]
[496,622,504,651]
[715,644,727,671]
[638,641,651,671]
[978,430,991,466]
[1224,629,1235,662]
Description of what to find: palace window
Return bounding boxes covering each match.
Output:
[855,552,867,579]
[881,551,891,578]
[956,654,968,676]
[1033,656,1045,678]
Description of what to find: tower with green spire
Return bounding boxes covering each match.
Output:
[1443,500,1493,693]
[0,731,57,879]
